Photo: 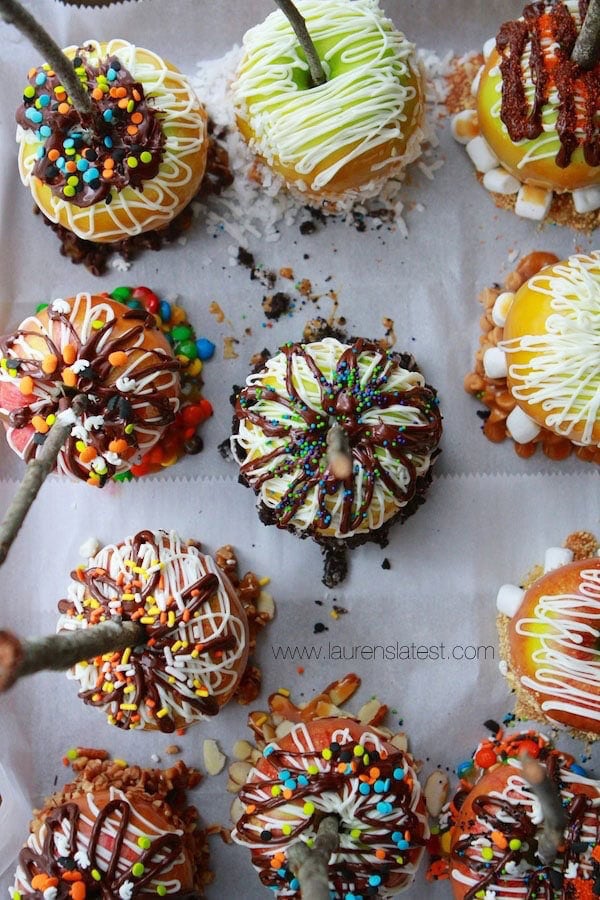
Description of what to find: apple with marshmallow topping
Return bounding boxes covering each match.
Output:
[232,0,425,208]
[497,546,600,736]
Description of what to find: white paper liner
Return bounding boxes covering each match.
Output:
[0,1,599,897]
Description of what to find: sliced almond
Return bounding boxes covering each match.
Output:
[233,739,254,761]
[425,770,450,818]
[390,733,408,752]
[203,739,227,776]
[230,795,245,823]
[357,697,384,725]
[274,720,293,740]
[228,761,253,788]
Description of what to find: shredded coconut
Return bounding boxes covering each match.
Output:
[192,45,450,242]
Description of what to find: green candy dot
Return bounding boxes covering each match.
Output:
[509,838,522,851]
[24,86,36,98]
[177,340,198,360]
[132,863,145,877]
[137,836,152,850]
[281,825,292,835]
[140,151,152,164]
[481,846,494,860]
[303,802,315,816]
[156,887,167,897]
[350,828,361,840]
[91,870,102,882]
[171,324,192,342]
[63,185,76,197]
[66,748,78,760]
[36,303,48,313]
[127,156,138,168]
[111,286,133,302]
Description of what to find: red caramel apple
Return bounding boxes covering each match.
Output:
[230,676,428,898]
[11,750,208,899]
[0,293,180,485]
[55,530,272,733]
[499,553,600,737]
[448,731,600,900]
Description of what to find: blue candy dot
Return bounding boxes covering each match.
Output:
[290,880,299,891]
[39,124,52,138]
[195,337,215,360]
[35,72,47,86]
[284,779,297,791]
[104,136,113,148]
[397,839,409,850]
[159,300,171,322]
[38,95,51,108]
[107,68,117,81]
[393,768,405,780]
[377,801,393,814]
[570,764,587,776]
[36,146,45,159]
[279,770,290,781]
[83,168,100,184]
[103,109,114,123]
[63,138,74,149]
[25,108,43,124]
[297,775,309,787]
[368,875,381,887]
[374,779,385,793]
[358,783,370,795]
[76,159,89,172]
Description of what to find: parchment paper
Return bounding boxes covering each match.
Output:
[0,1,598,897]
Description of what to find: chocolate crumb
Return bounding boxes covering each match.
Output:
[381,558,391,570]
[237,247,255,269]
[299,220,316,235]
[313,622,328,634]
[262,292,291,320]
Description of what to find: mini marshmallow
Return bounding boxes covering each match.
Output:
[70,359,90,375]
[492,292,515,327]
[466,136,499,174]
[543,546,574,573]
[79,536,101,559]
[50,299,70,314]
[483,37,496,60]
[451,109,479,145]
[497,583,525,617]
[483,346,508,379]
[84,415,105,431]
[471,65,484,97]
[514,184,552,220]
[115,375,136,392]
[506,405,541,444]
[572,186,600,214]
[483,167,521,195]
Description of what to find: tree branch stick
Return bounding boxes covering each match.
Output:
[273,0,326,87]
[287,815,339,900]
[0,0,94,115]
[571,0,600,68]
[0,395,86,567]
[0,621,146,692]
[520,753,566,866]
[326,423,353,480]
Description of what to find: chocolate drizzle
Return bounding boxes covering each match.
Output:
[234,340,442,537]
[452,741,600,900]
[16,49,164,207]
[57,531,237,732]
[0,298,180,485]
[235,723,426,897]
[17,796,200,900]
[496,0,600,167]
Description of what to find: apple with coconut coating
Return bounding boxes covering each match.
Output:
[0,292,181,486]
[16,39,207,243]
[232,0,425,208]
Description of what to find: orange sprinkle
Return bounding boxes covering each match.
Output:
[32,876,58,891]
[48,149,60,162]
[160,612,168,624]
[104,158,115,170]
[182,608,191,623]
[131,112,143,124]
[31,415,49,434]
[58,102,70,115]
[65,161,77,173]
[91,88,103,101]
[592,845,600,863]
[297,666,304,674]
[491,830,508,850]
[62,343,77,365]
[42,354,58,374]
[102,170,114,180]
[19,375,34,395]
[126,126,138,136]
[132,89,141,101]
[375,849,386,860]
[282,789,293,800]
[116,86,128,98]
[369,767,381,780]
[61,872,83,884]
[246,804,256,814]
[117,98,129,110]
[109,438,128,455]
[146,698,156,708]
[108,350,127,366]
[62,368,77,388]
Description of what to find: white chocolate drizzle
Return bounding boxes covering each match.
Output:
[233,0,423,194]
[501,253,600,445]
[17,40,207,242]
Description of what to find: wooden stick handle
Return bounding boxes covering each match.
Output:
[0,0,94,115]
[287,815,339,900]
[572,0,600,68]
[0,396,86,567]
[273,0,326,87]
[0,620,146,692]
[521,753,566,866]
